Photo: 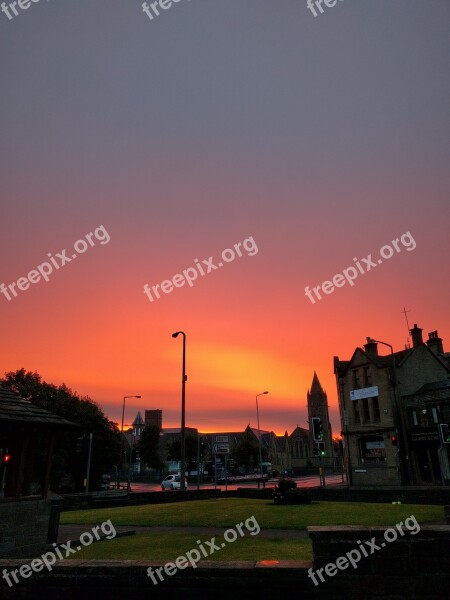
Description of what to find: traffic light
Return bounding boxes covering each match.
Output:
[440,424,450,444]
[312,418,324,442]
[318,442,326,456]
[0,449,11,466]
[391,434,398,446]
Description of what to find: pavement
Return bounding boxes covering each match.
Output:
[58,524,309,544]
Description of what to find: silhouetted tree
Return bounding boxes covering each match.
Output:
[1,368,120,492]
[166,434,198,464]
[135,426,164,470]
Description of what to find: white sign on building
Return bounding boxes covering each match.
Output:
[350,386,379,401]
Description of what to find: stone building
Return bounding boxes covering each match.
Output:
[403,378,450,485]
[307,372,334,463]
[145,409,162,429]
[334,324,450,486]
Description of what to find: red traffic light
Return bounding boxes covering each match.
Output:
[1,453,11,465]
[391,435,397,446]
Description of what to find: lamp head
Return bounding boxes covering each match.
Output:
[172,331,182,338]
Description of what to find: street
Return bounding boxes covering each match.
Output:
[126,473,345,493]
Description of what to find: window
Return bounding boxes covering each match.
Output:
[363,367,372,387]
[432,407,439,424]
[372,397,380,422]
[353,400,361,424]
[359,437,386,463]
[411,409,418,426]
[352,370,361,389]
[362,398,370,422]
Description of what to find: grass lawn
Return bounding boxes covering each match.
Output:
[69,533,313,561]
[61,498,444,530]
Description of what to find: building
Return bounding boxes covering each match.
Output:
[0,386,76,556]
[145,409,162,430]
[307,372,334,462]
[287,425,311,470]
[403,378,450,485]
[334,324,450,486]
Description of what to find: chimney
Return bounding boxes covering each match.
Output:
[410,324,423,347]
[364,337,378,356]
[426,330,444,355]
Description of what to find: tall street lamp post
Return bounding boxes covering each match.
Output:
[118,395,141,489]
[367,337,411,485]
[172,331,187,491]
[256,391,268,477]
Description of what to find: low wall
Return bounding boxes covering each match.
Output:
[59,485,450,511]
[309,524,450,599]
[60,488,221,511]
[0,498,61,558]
[1,526,449,599]
[308,485,450,505]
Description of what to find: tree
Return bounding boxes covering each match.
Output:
[135,426,164,470]
[232,429,268,469]
[1,368,121,492]
[165,434,198,464]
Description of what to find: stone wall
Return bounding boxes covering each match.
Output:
[1,526,449,599]
[60,488,221,511]
[0,498,55,558]
[309,524,450,599]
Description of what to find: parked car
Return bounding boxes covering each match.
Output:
[100,474,112,490]
[161,474,188,490]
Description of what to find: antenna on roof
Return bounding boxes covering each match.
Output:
[402,307,412,344]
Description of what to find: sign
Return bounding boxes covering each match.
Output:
[360,438,386,463]
[366,441,384,450]
[215,435,229,443]
[214,443,229,454]
[410,428,440,443]
[350,386,379,401]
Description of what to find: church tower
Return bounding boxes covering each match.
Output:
[307,372,333,460]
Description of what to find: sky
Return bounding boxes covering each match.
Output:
[0,0,449,435]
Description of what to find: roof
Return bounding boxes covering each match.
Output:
[334,344,443,375]
[413,379,450,395]
[132,411,145,426]
[0,386,77,427]
[308,371,326,396]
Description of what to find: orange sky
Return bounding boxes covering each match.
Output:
[1,2,449,436]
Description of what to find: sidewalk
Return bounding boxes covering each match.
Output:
[58,524,308,544]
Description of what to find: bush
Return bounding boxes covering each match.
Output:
[276,478,297,494]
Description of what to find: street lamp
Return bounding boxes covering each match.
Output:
[119,395,141,489]
[367,337,411,485]
[256,391,269,477]
[172,331,187,491]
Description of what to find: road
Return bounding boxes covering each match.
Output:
[126,474,345,493]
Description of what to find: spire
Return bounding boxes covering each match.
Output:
[132,411,145,426]
[309,371,325,396]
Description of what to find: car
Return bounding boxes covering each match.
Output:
[161,474,188,490]
[100,474,112,490]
